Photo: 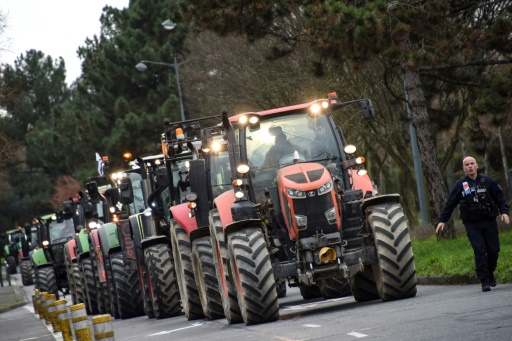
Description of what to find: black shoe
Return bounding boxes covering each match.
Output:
[481,279,491,292]
[488,273,497,287]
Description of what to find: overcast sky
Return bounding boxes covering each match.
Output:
[1,0,129,85]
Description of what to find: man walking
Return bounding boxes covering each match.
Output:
[436,156,509,292]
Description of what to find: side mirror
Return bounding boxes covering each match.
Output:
[86,181,100,203]
[119,178,134,205]
[360,99,376,120]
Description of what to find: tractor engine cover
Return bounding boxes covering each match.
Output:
[277,162,341,241]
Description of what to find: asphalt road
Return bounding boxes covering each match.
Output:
[4,275,511,341]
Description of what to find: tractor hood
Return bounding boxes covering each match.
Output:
[277,162,331,191]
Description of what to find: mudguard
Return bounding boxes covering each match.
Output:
[361,194,401,212]
[90,229,107,283]
[76,230,90,259]
[31,248,49,266]
[3,245,9,256]
[213,189,235,230]
[66,239,77,262]
[350,169,375,196]
[170,203,198,235]
[98,222,120,257]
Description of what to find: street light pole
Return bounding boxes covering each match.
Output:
[135,58,186,121]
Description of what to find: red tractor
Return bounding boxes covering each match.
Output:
[208,93,417,325]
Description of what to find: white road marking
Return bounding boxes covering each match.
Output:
[148,322,204,336]
[347,331,368,338]
[282,297,350,311]
[303,324,321,328]
[24,305,63,341]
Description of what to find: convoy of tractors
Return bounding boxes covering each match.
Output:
[5,92,418,325]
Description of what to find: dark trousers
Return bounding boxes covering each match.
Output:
[464,219,500,280]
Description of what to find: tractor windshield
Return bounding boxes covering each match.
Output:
[247,113,341,193]
[171,159,191,204]
[49,219,75,244]
[210,150,233,198]
[127,172,146,215]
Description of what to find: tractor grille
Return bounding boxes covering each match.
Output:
[293,194,338,239]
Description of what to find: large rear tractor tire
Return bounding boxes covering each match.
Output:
[209,209,243,324]
[82,258,100,315]
[350,265,380,302]
[144,244,182,319]
[192,236,224,320]
[20,259,34,286]
[228,228,279,325]
[299,284,322,300]
[104,257,120,318]
[170,222,203,320]
[367,203,417,301]
[6,255,17,274]
[35,266,59,299]
[72,263,85,304]
[317,277,352,299]
[110,253,145,319]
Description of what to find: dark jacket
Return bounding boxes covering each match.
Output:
[439,173,509,224]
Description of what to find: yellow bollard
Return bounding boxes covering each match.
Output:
[38,292,48,320]
[32,294,37,314]
[57,308,73,341]
[71,303,92,341]
[92,314,115,340]
[52,299,67,333]
[47,302,58,330]
[43,293,56,325]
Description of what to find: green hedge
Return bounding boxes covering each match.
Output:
[412,229,512,283]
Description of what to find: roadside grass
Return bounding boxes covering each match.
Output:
[412,228,512,283]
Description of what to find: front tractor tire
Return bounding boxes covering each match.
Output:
[144,243,181,319]
[20,259,34,286]
[110,253,145,319]
[35,266,59,299]
[367,202,417,301]
[209,209,242,324]
[228,227,279,325]
[192,236,224,320]
[350,265,379,302]
[170,222,203,320]
[6,255,17,274]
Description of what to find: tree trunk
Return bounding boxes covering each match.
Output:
[498,126,511,200]
[399,40,455,238]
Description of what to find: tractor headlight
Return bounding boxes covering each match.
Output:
[237,164,250,174]
[295,215,307,230]
[325,207,337,224]
[89,222,98,229]
[287,188,306,199]
[317,180,333,196]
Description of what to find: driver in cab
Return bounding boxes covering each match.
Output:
[262,126,303,167]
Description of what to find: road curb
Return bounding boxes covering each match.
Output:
[416,275,480,285]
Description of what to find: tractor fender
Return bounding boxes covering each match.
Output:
[361,194,401,213]
[224,219,264,242]
[90,229,107,283]
[3,245,10,256]
[98,222,120,257]
[141,235,171,249]
[213,190,235,228]
[76,230,90,260]
[31,248,49,266]
[170,203,198,235]
[350,169,375,196]
[66,239,77,261]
